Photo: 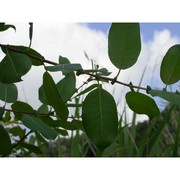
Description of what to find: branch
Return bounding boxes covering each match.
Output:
[5,108,54,117]
[0,44,58,66]
[77,70,148,91]
[0,44,150,92]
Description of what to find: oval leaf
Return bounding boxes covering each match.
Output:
[0,51,32,83]
[21,115,58,140]
[0,82,17,103]
[0,124,11,156]
[108,23,141,70]
[1,45,44,66]
[43,72,69,121]
[82,88,118,150]
[126,92,160,120]
[149,90,180,106]
[160,44,180,85]
[56,73,76,102]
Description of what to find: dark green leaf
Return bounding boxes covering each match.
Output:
[108,23,141,70]
[126,92,160,120]
[21,115,58,140]
[38,85,48,105]
[11,101,34,119]
[40,116,61,127]
[0,124,11,155]
[55,128,68,136]
[149,90,180,106]
[82,88,118,150]
[56,73,76,102]
[0,107,5,121]
[1,45,44,66]
[58,120,84,131]
[160,44,180,85]
[0,82,17,103]
[0,51,32,83]
[20,142,42,154]
[0,23,16,32]
[43,72,69,121]
[38,104,49,113]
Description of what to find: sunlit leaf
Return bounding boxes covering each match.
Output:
[108,23,141,70]
[126,92,160,120]
[43,72,69,121]
[160,44,180,85]
[0,82,17,103]
[21,115,58,140]
[0,51,32,83]
[82,87,118,150]
[0,124,11,156]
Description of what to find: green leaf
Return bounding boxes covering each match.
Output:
[0,82,17,103]
[0,23,16,32]
[46,63,83,74]
[55,128,68,136]
[11,101,34,119]
[108,23,141,70]
[40,116,61,127]
[8,126,26,138]
[38,104,49,113]
[82,88,118,150]
[126,92,160,120]
[74,84,99,98]
[20,142,42,154]
[43,72,69,121]
[0,51,32,83]
[160,44,180,85]
[0,124,11,155]
[0,107,5,121]
[56,73,76,102]
[149,90,180,106]
[38,85,48,105]
[21,115,58,140]
[1,45,44,66]
[59,56,70,64]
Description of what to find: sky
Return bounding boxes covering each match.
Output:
[0,22,180,122]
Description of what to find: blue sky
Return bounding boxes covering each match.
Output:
[87,23,180,41]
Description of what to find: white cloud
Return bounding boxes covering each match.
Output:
[0,23,179,122]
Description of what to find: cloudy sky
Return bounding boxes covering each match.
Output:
[0,23,180,121]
